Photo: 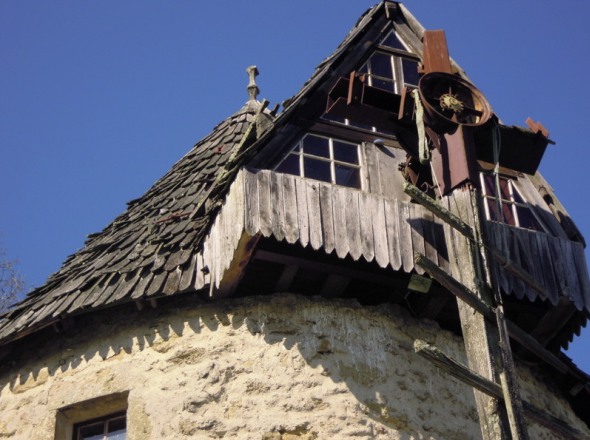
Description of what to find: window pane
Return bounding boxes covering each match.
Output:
[499,177,511,201]
[482,174,495,196]
[516,206,543,231]
[402,58,419,86]
[302,135,329,158]
[107,416,126,434]
[371,77,395,93]
[333,141,358,164]
[303,157,331,183]
[79,421,105,440]
[502,202,516,226]
[486,198,501,222]
[335,164,361,188]
[275,154,300,176]
[369,52,393,78]
[380,31,406,50]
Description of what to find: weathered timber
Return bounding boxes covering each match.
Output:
[444,189,511,439]
[211,232,261,298]
[416,253,570,374]
[414,340,589,440]
[403,182,474,238]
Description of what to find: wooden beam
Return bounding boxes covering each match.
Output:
[274,265,299,292]
[415,253,569,375]
[403,182,474,239]
[254,249,407,290]
[212,232,261,298]
[414,340,589,440]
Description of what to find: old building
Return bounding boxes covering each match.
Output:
[1,1,589,439]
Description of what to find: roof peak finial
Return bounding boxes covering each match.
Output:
[246,65,259,101]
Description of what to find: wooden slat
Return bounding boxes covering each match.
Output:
[399,201,415,273]
[384,199,402,271]
[364,142,382,194]
[573,244,590,310]
[295,176,310,248]
[194,253,206,290]
[358,191,375,262]
[409,203,425,275]
[257,170,273,237]
[306,180,323,250]
[244,169,260,236]
[421,210,439,269]
[332,186,349,259]
[559,238,583,310]
[345,190,362,261]
[533,232,559,305]
[372,196,389,268]
[282,174,299,244]
[319,183,335,254]
[270,171,285,242]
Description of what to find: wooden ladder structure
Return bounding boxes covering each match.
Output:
[404,182,588,440]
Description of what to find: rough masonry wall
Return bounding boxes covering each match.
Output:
[0,293,587,439]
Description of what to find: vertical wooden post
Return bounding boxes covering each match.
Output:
[444,188,512,439]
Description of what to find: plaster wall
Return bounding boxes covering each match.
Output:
[0,294,587,439]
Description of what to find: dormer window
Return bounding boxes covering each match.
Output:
[358,30,420,94]
[480,173,546,232]
[275,134,362,189]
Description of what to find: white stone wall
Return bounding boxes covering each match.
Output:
[0,294,587,439]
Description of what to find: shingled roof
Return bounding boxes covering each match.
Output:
[0,2,387,346]
[0,97,275,344]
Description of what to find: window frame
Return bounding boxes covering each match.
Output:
[358,30,420,95]
[274,133,364,190]
[72,411,126,440]
[480,172,548,233]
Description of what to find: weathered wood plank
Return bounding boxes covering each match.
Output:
[409,203,426,275]
[194,253,206,290]
[372,196,389,268]
[376,144,408,201]
[257,170,273,237]
[212,232,261,298]
[364,142,382,194]
[534,232,558,305]
[270,171,285,242]
[319,183,335,254]
[384,199,402,270]
[244,169,260,236]
[422,209,439,268]
[399,201,415,273]
[332,186,349,259]
[345,190,362,261]
[358,191,375,263]
[306,180,323,250]
[572,243,590,310]
[295,176,310,248]
[282,174,299,244]
[559,238,583,310]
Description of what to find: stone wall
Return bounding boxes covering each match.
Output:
[0,293,587,439]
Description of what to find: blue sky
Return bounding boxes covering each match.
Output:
[1,1,590,372]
